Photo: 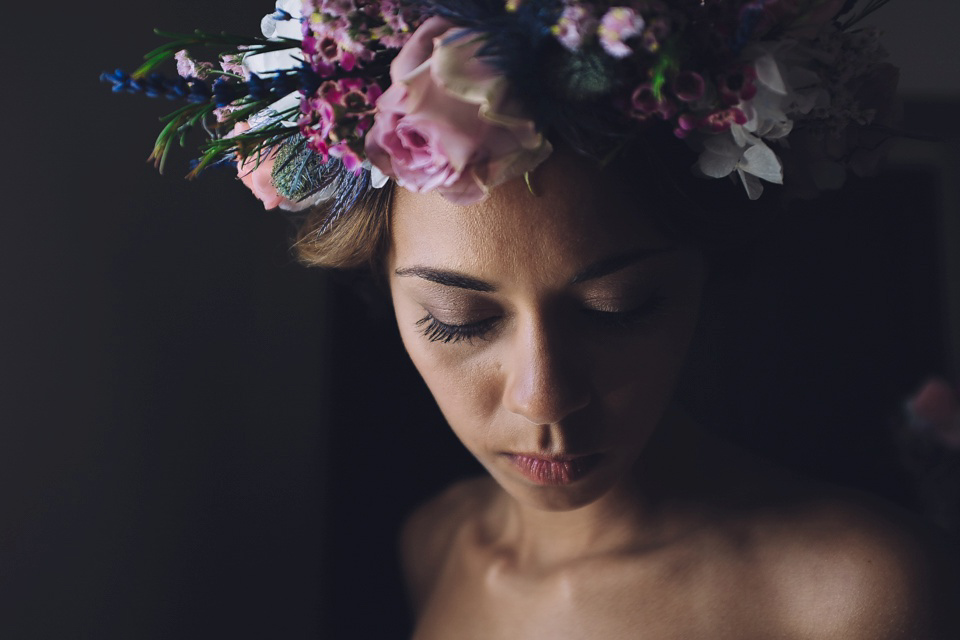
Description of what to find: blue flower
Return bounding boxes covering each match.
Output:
[213,77,240,107]
[100,69,134,93]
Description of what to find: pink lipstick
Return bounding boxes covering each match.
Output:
[504,453,603,485]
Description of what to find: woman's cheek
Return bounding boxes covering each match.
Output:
[419,350,504,428]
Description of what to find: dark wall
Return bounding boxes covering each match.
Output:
[2,2,956,639]
[3,2,331,638]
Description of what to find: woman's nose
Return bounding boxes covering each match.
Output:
[501,317,590,425]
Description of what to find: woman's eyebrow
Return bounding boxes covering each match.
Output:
[570,248,676,284]
[394,266,496,292]
[395,248,676,292]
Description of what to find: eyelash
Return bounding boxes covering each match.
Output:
[583,294,667,329]
[416,314,499,344]
[416,294,667,344]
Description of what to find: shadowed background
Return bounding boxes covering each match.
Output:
[2,1,957,638]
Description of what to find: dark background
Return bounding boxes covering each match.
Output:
[2,2,958,639]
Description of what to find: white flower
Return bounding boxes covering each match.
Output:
[244,1,307,128]
[698,132,782,200]
[696,43,832,198]
[246,0,305,78]
[260,0,305,39]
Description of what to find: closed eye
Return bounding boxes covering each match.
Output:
[416,313,500,344]
[582,294,667,329]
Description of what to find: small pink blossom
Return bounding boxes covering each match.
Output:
[303,14,373,73]
[674,113,699,138]
[364,17,552,204]
[552,4,598,52]
[598,7,645,59]
[219,54,250,80]
[174,50,213,80]
[299,76,381,162]
[700,107,749,133]
[329,140,366,172]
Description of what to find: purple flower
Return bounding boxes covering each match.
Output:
[629,82,676,121]
[673,71,705,102]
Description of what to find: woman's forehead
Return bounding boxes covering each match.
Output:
[389,152,671,275]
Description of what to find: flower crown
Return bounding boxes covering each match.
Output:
[102,0,899,210]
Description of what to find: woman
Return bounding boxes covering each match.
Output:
[300,143,953,638]
[388,149,958,639]
[104,0,958,636]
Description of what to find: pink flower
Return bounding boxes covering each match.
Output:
[552,4,598,52]
[174,50,213,80]
[364,17,552,205]
[598,7,645,59]
[376,0,418,48]
[907,378,960,449]
[232,122,305,211]
[219,54,250,80]
[700,107,748,133]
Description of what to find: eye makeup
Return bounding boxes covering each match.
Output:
[581,293,668,330]
[415,291,669,345]
[404,250,691,345]
[416,313,499,344]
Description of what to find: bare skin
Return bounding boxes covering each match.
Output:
[403,415,954,639]
[387,149,958,639]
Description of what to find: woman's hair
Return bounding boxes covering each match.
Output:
[292,126,780,275]
[293,182,394,271]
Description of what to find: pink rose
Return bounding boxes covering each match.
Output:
[233,122,288,210]
[907,378,960,449]
[233,122,315,212]
[364,17,552,204]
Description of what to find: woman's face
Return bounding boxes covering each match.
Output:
[387,151,706,511]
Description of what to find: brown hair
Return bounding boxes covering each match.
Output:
[293,181,394,271]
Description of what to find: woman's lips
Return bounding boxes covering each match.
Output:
[503,453,604,486]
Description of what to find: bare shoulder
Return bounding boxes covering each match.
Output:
[753,486,960,639]
[399,476,498,613]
